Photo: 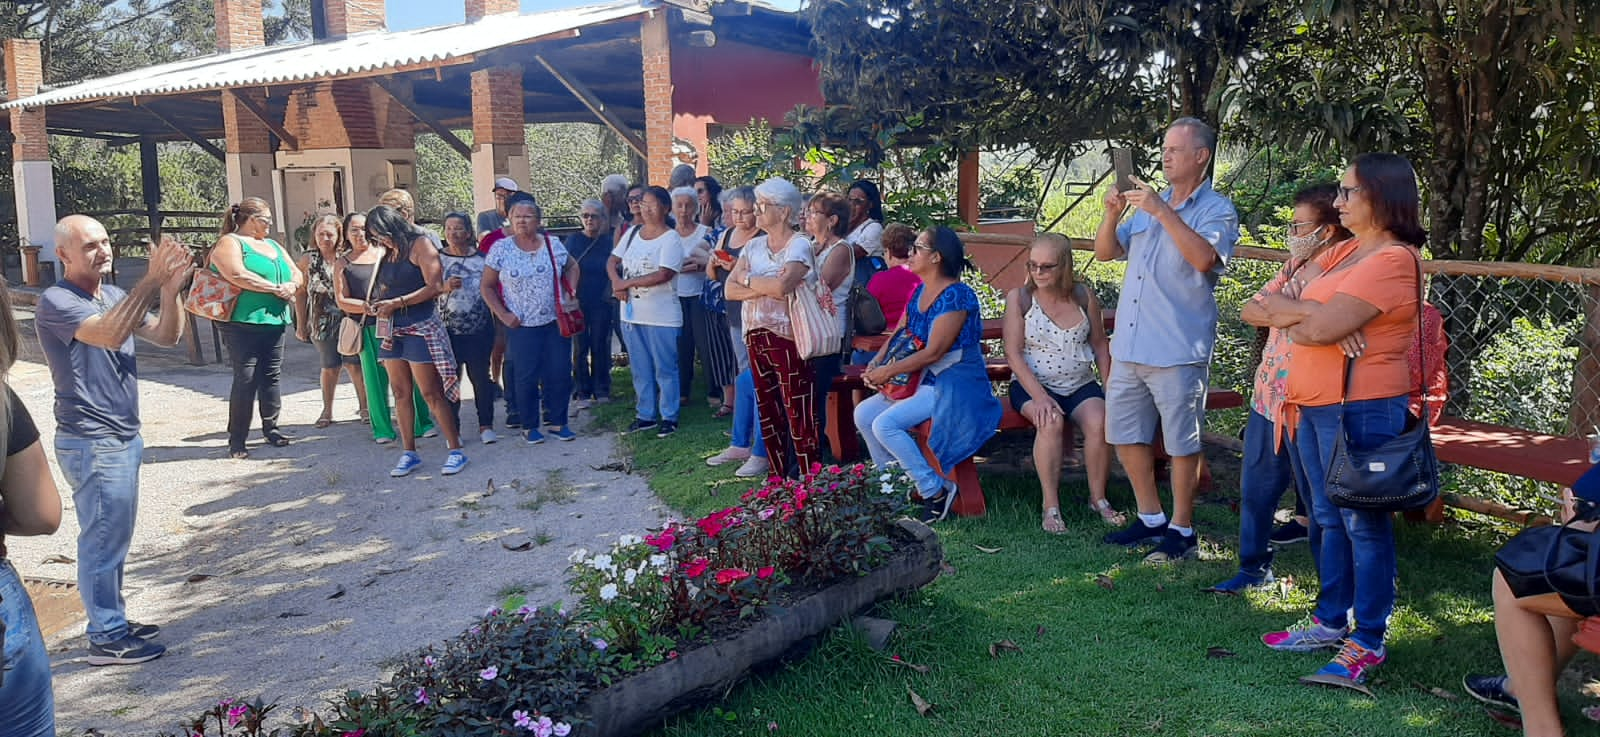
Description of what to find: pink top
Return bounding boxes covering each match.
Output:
[868,265,922,328]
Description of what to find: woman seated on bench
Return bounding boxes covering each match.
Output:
[1464,463,1600,737]
[1002,233,1117,534]
[857,227,1000,523]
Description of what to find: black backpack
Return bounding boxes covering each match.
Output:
[846,252,889,339]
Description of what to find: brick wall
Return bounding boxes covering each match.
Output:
[3,39,47,161]
[215,0,265,53]
[641,11,674,186]
[326,0,386,37]
[471,66,525,147]
[222,90,274,154]
[280,80,414,150]
[466,0,519,22]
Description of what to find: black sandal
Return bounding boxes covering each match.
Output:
[264,431,292,447]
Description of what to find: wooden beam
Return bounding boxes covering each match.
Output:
[139,138,163,246]
[229,92,299,151]
[533,53,647,159]
[138,103,226,161]
[369,78,473,161]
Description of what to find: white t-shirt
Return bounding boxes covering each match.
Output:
[485,234,570,327]
[742,232,815,338]
[674,224,712,298]
[612,226,686,328]
[816,239,855,334]
[846,219,884,257]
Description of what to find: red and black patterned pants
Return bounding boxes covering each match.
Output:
[746,328,818,478]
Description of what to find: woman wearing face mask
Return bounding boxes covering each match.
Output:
[1206,183,1349,594]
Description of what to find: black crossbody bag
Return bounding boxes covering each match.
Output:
[1324,248,1440,512]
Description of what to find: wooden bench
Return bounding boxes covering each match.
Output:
[1414,417,1594,523]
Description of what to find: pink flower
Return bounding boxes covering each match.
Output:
[810,462,823,474]
[852,463,866,474]
[757,566,775,580]
[480,665,498,680]
[414,687,430,706]
[592,638,608,651]
[769,721,780,732]
[644,530,677,551]
[697,517,726,538]
[716,568,750,585]
[827,464,841,474]
[513,710,534,730]
[667,650,679,659]
[341,730,366,737]
[682,557,710,577]
[226,704,248,728]
[534,715,554,737]
[423,655,437,668]
[553,723,572,737]
[758,507,776,521]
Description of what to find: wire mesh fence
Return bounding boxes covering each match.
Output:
[963,232,1600,520]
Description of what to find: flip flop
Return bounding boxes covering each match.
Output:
[1090,499,1127,526]
[1042,507,1067,535]
[315,416,334,429]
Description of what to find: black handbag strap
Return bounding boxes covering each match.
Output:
[1339,245,1427,409]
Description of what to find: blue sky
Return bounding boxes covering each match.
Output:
[386,0,800,31]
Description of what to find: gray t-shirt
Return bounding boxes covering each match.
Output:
[477,210,506,235]
[35,281,141,440]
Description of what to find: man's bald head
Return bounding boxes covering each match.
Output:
[54,214,113,281]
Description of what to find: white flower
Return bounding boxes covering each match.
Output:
[599,583,618,601]
[881,484,896,495]
[617,534,642,546]
[624,568,639,585]
[879,473,892,483]
[590,554,613,571]
[568,548,589,564]
[649,554,669,570]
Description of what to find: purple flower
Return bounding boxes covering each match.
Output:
[414,687,430,706]
[423,655,437,669]
[226,704,248,728]
[552,723,572,737]
[591,638,608,651]
[479,665,499,680]
[512,710,534,730]
[534,716,554,737]
[485,606,502,617]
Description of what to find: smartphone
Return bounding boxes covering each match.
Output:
[1112,148,1136,192]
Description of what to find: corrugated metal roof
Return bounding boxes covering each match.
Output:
[0,0,653,110]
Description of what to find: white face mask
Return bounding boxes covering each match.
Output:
[1286,228,1327,261]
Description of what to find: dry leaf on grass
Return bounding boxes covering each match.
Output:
[888,656,931,674]
[327,585,346,600]
[1035,625,1046,641]
[41,554,75,565]
[1425,686,1458,701]
[989,640,1023,658]
[185,573,214,584]
[939,561,958,576]
[908,687,934,716]
[1095,574,1116,591]
[1205,646,1236,659]
[973,545,1003,554]
[501,539,534,552]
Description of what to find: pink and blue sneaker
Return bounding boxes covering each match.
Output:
[1262,615,1348,652]
[1302,638,1386,689]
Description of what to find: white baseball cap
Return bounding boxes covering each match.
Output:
[493,177,519,192]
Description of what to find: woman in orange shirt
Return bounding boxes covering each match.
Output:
[1251,153,1426,689]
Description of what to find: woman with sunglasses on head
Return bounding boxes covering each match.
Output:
[1002,233,1115,535]
[856,227,1000,523]
[295,213,368,429]
[336,211,436,445]
[210,197,303,459]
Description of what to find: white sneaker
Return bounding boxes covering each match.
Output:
[480,429,499,445]
[734,456,771,478]
[421,427,440,439]
[375,437,393,445]
[707,447,752,467]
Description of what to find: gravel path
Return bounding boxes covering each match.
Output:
[4,308,667,736]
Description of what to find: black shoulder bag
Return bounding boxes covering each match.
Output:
[1494,494,1600,617]
[1324,249,1440,512]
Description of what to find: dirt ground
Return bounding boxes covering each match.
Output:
[4,306,667,736]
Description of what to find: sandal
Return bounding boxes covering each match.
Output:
[229,448,249,460]
[1089,499,1126,526]
[264,431,292,447]
[712,405,734,419]
[314,416,334,429]
[358,408,370,423]
[1042,507,1067,535]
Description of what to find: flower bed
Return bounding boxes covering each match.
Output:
[166,465,938,737]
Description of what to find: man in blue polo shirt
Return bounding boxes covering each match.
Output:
[1094,117,1240,564]
[35,214,192,665]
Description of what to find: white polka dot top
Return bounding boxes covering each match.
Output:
[1023,299,1098,395]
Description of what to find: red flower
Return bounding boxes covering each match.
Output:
[697,517,726,538]
[827,464,841,474]
[794,488,810,507]
[683,557,710,577]
[716,568,751,585]
[644,530,677,552]
[757,566,776,580]
[852,463,867,474]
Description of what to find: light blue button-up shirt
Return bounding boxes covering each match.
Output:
[1111,179,1239,367]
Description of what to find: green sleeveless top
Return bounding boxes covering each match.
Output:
[221,236,293,326]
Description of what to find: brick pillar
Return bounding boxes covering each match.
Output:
[4,39,58,271]
[641,11,674,186]
[466,0,518,22]
[216,0,265,52]
[214,0,275,219]
[326,0,386,37]
[957,150,981,228]
[470,65,529,216]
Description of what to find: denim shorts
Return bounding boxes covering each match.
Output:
[312,334,359,369]
[1008,379,1104,417]
[379,334,434,363]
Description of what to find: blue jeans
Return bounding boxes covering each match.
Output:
[54,432,144,645]
[1237,410,1298,577]
[854,384,942,496]
[622,322,680,422]
[573,299,614,400]
[507,322,573,429]
[0,560,54,737]
[731,369,766,458]
[1296,397,1406,649]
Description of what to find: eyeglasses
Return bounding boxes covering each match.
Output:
[1336,185,1365,201]
[727,208,755,217]
[626,195,644,203]
[912,242,936,254]
[755,202,781,213]
[1288,221,1320,235]
[1025,261,1060,273]
[253,215,273,225]
[579,213,602,219]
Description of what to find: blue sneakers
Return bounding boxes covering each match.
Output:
[1103,518,1168,547]
[390,451,423,477]
[1262,615,1348,652]
[441,450,468,476]
[551,426,576,442]
[525,428,546,445]
[1302,639,1386,687]
[1206,569,1274,594]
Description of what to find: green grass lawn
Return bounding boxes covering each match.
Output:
[590,370,1599,737]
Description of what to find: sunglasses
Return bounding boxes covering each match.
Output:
[627,194,644,203]
[1026,261,1060,273]
[579,213,602,219]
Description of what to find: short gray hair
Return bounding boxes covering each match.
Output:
[1170,117,1217,154]
[580,198,604,213]
[668,164,696,189]
[670,186,697,203]
[600,175,628,197]
[753,177,803,225]
[721,186,756,209]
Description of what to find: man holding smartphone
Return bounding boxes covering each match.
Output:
[1093,117,1239,564]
